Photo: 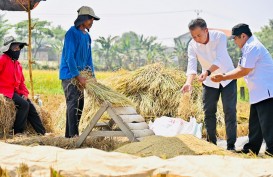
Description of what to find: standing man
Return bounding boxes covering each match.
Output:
[59,6,100,138]
[181,18,237,150]
[211,24,273,156]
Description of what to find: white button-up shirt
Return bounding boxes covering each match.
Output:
[187,30,235,88]
[239,35,273,104]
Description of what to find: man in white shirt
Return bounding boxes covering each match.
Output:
[211,24,273,156]
[181,18,237,150]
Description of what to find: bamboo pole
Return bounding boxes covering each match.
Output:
[27,0,34,99]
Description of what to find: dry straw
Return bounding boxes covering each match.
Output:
[106,63,201,119]
[26,104,54,134]
[70,70,134,130]
[0,94,16,135]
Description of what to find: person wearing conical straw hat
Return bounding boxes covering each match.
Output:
[181,18,237,151]
[0,36,46,135]
[59,6,100,138]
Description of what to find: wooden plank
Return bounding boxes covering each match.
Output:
[107,107,137,142]
[95,122,109,127]
[76,102,110,148]
[132,129,154,138]
[112,107,137,115]
[88,131,126,137]
[119,115,145,123]
[127,122,149,130]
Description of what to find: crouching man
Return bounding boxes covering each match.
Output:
[0,36,46,135]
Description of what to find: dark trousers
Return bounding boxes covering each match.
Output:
[62,79,84,138]
[202,80,237,147]
[12,93,45,135]
[243,98,273,155]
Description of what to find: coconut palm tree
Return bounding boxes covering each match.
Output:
[95,35,119,70]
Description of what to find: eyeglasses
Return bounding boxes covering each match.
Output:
[233,35,242,41]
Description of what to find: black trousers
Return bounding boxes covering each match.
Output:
[243,98,273,155]
[62,79,84,138]
[202,80,237,147]
[12,93,45,135]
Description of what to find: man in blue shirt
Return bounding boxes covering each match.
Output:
[59,6,100,138]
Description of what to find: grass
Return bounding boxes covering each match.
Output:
[237,78,249,102]
[23,70,115,95]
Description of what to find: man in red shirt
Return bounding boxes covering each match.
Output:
[0,36,45,135]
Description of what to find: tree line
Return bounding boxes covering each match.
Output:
[0,14,272,72]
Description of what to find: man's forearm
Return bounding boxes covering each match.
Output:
[222,67,252,81]
[186,74,196,84]
[208,64,219,73]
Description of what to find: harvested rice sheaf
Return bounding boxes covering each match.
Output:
[178,92,204,122]
[70,70,134,130]
[106,63,201,118]
[72,70,134,108]
[115,135,233,159]
[26,104,54,134]
[0,94,16,134]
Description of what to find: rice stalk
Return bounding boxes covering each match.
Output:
[72,70,134,108]
[105,63,201,119]
[178,92,204,122]
[26,104,54,134]
[0,166,10,177]
[0,94,16,136]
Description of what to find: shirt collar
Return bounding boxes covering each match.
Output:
[196,30,215,46]
[241,35,254,52]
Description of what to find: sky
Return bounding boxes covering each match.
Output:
[1,0,273,46]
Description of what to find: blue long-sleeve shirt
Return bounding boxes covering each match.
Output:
[59,26,95,80]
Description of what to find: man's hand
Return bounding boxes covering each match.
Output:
[76,76,87,88]
[22,95,28,101]
[198,71,208,82]
[211,74,225,82]
[90,78,97,83]
[181,83,192,93]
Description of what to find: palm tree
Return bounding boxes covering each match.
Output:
[174,40,188,71]
[95,35,119,70]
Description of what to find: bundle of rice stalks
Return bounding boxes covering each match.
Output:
[106,63,201,118]
[72,70,133,108]
[178,92,204,122]
[0,94,16,135]
[26,104,54,134]
[52,101,66,133]
[70,70,134,131]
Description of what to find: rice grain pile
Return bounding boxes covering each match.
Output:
[0,94,16,135]
[115,135,233,159]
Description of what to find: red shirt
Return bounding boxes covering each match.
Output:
[0,54,29,99]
